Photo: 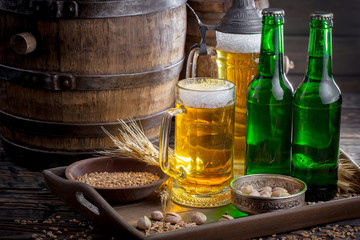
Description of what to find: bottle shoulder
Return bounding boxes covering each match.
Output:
[247,75,294,103]
[294,78,342,107]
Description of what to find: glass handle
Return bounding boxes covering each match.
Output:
[186,47,200,78]
[185,46,217,78]
[159,107,184,178]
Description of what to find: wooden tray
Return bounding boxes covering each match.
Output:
[42,151,360,240]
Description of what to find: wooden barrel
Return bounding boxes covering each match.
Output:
[183,0,269,78]
[0,0,186,169]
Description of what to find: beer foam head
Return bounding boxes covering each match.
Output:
[177,78,235,108]
[216,32,261,53]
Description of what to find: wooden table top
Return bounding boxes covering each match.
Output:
[0,93,359,240]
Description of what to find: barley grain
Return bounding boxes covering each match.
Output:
[76,171,160,188]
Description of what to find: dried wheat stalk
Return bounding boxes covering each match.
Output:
[338,153,360,193]
[99,119,174,166]
[100,119,173,209]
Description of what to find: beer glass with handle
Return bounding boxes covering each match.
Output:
[159,78,235,207]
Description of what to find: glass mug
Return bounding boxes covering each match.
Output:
[186,32,261,178]
[159,78,235,207]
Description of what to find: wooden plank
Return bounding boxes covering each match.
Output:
[336,76,360,94]
[342,94,360,108]
[0,218,109,240]
[286,74,360,94]
[286,74,303,90]
[270,0,360,96]
[285,36,360,75]
[270,0,360,36]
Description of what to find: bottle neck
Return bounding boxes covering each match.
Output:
[258,16,285,77]
[305,19,333,81]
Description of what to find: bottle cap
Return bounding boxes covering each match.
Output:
[262,8,285,17]
[216,0,262,34]
[310,11,333,20]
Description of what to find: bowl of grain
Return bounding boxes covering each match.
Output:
[65,156,168,203]
[230,174,307,215]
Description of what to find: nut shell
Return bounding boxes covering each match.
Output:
[249,190,260,196]
[163,212,181,224]
[260,191,272,198]
[137,216,151,230]
[219,214,234,221]
[258,186,272,194]
[150,210,163,221]
[240,184,253,194]
[191,212,207,225]
[272,187,288,193]
[272,191,290,197]
[184,223,197,228]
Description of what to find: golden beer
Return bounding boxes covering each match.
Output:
[173,104,234,195]
[214,31,261,177]
[216,50,260,177]
[159,78,235,207]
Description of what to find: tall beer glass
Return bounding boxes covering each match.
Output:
[216,32,261,177]
[159,78,235,207]
[186,33,260,178]
[186,0,262,178]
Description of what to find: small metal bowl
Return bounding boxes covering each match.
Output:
[230,174,307,215]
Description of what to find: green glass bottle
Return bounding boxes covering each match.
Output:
[291,12,341,202]
[245,8,294,175]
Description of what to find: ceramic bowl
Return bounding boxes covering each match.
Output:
[65,156,168,203]
[230,174,307,215]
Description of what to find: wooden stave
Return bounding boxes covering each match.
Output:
[0,1,187,165]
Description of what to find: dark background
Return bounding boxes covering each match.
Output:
[270,0,360,93]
